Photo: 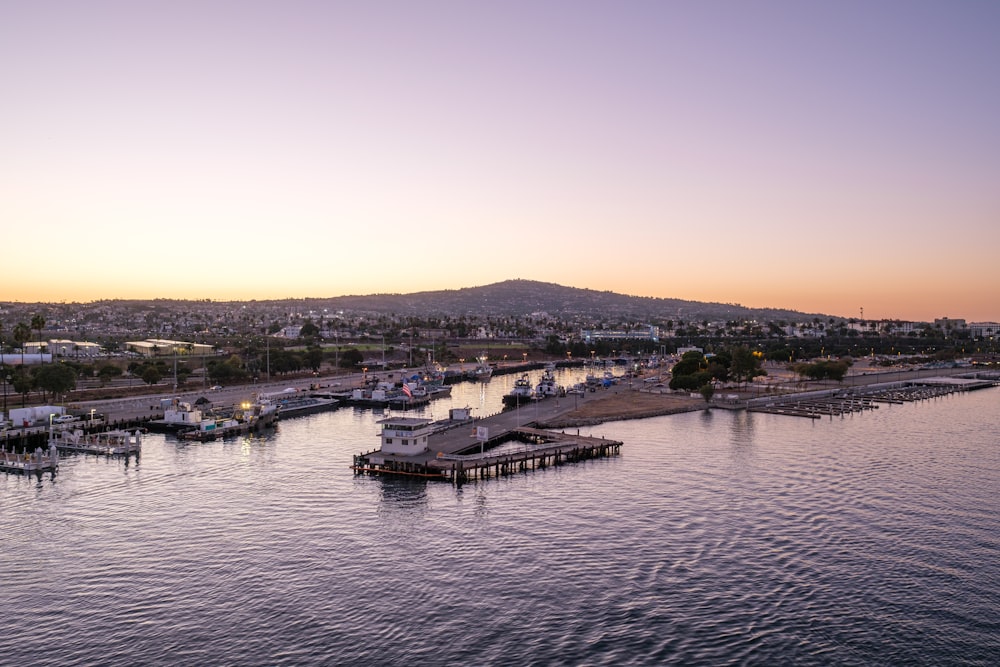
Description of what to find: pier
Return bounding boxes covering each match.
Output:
[429,428,622,483]
[353,392,623,483]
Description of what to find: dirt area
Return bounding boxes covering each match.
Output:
[541,389,706,428]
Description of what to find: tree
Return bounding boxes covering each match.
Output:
[305,345,324,372]
[671,350,706,378]
[339,348,363,369]
[699,383,716,404]
[31,314,46,361]
[300,319,319,338]
[32,363,77,401]
[141,366,163,386]
[792,360,850,382]
[13,322,30,367]
[98,364,123,386]
[730,346,765,387]
[10,367,32,408]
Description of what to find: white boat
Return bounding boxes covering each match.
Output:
[535,369,562,397]
[502,374,536,407]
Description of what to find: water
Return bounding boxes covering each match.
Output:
[2,373,998,666]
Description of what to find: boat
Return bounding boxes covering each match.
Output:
[468,355,494,381]
[535,368,562,398]
[178,398,278,441]
[147,399,208,433]
[502,374,536,407]
[260,388,339,419]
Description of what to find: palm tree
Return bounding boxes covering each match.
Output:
[31,314,46,362]
[13,322,30,367]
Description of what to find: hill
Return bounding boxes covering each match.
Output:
[307,280,829,322]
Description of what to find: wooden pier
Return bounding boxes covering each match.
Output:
[353,393,623,483]
[429,428,622,483]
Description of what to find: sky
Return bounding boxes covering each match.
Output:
[2,1,998,322]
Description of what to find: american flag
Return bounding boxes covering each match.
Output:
[402,384,413,398]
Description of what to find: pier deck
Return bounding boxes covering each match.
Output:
[1,449,58,477]
[354,393,623,482]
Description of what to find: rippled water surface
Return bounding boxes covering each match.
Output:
[2,376,998,666]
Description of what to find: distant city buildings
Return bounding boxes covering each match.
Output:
[124,339,214,357]
[581,326,660,343]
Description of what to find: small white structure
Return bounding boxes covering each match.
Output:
[162,401,204,425]
[377,417,433,456]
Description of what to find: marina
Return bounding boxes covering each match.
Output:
[2,362,998,666]
[353,371,622,482]
[748,375,997,419]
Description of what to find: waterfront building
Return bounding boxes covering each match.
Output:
[376,417,434,456]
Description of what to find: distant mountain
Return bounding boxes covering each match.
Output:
[310,280,830,322]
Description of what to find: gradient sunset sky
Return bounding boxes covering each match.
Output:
[3,1,998,321]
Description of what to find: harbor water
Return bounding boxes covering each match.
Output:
[2,371,998,666]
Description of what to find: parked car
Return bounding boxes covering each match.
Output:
[53,415,78,424]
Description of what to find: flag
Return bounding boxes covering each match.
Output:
[402,383,413,399]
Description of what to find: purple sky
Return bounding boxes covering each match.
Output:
[3,1,998,321]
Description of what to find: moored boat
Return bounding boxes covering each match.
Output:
[502,374,536,407]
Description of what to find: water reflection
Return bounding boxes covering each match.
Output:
[728,410,756,467]
[729,410,756,445]
[376,476,429,513]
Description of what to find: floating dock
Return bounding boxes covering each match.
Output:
[748,376,997,419]
[49,428,143,456]
[1,446,58,478]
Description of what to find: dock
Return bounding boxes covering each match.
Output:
[1,446,58,478]
[49,428,143,456]
[429,428,622,483]
[748,376,997,419]
[353,393,623,483]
